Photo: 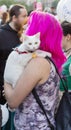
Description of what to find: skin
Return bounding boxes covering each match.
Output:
[4,57,50,109]
[62,34,71,51]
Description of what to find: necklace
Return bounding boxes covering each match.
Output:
[64,48,71,52]
[64,48,71,58]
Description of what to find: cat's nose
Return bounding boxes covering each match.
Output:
[33,47,36,49]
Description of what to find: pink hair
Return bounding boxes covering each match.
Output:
[26,11,66,70]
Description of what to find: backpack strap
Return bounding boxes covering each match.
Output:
[32,88,55,130]
[45,56,68,92]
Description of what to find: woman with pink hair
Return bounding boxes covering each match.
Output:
[26,11,66,70]
[4,11,66,130]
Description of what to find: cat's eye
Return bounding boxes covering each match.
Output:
[29,43,32,45]
[35,42,38,44]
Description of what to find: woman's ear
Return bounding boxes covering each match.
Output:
[66,34,71,41]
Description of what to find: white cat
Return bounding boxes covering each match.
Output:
[4,32,51,88]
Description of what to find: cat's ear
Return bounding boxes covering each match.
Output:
[35,32,40,38]
[24,34,28,41]
[20,34,24,42]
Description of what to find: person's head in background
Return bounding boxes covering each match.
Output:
[8,4,27,34]
[61,21,71,57]
[1,11,9,25]
[50,1,58,15]
[25,11,66,71]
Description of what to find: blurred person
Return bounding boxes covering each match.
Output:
[4,11,66,130]
[50,1,58,15]
[60,21,71,91]
[0,11,9,26]
[0,5,8,27]
[0,4,27,130]
[0,4,27,104]
[36,1,43,11]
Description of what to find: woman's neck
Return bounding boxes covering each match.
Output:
[64,48,71,52]
[64,48,71,58]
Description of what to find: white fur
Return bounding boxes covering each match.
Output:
[1,104,9,127]
[4,33,51,88]
[22,32,40,52]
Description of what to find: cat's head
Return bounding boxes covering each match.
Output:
[23,32,40,52]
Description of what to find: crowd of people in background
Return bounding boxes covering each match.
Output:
[0,0,71,130]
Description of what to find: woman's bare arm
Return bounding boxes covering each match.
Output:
[4,57,50,109]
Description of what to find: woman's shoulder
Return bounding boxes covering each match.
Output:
[27,57,51,70]
[25,57,51,85]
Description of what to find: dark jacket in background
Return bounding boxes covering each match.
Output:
[0,105,2,128]
[0,23,21,104]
